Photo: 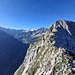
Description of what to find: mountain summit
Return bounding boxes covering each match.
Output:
[14,20,75,75]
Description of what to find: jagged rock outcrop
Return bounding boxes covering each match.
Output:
[14,20,75,75]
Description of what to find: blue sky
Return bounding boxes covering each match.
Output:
[0,0,75,30]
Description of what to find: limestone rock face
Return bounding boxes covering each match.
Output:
[14,20,75,75]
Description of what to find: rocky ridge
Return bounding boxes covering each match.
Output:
[14,20,75,75]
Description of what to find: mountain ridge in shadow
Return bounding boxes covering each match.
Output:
[0,29,29,75]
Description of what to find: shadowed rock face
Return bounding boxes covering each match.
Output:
[14,20,75,75]
[0,30,29,75]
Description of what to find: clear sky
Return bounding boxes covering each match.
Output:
[0,0,75,30]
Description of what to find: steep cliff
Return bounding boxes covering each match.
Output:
[0,30,29,75]
[14,20,75,75]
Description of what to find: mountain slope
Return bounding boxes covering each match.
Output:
[15,27,48,44]
[14,20,75,75]
[0,30,29,75]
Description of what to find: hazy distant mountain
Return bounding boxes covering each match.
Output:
[0,26,26,36]
[0,30,29,75]
[15,27,48,44]
[0,26,48,44]
[14,20,75,75]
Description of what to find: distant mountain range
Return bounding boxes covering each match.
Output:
[0,26,48,44]
[0,26,26,36]
[0,30,29,75]
[15,27,48,44]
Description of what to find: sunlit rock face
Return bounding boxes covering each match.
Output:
[14,20,75,75]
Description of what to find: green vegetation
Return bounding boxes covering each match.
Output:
[37,46,41,53]
[46,35,49,39]
[40,47,49,62]
[26,69,28,73]
[43,38,45,41]
[62,58,67,63]
[58,72,61,75]
[50,73,52,75]
[29,61,40,75]
[47,35,49,37]
[57,69,64,75]
[48,60,51,65]
[44,48,49,55]
[28,43,37,50]
[68,72,75,75]
[66,70,75,75]
[55,62,62,70]
[35,45,45,59]
[54,47,59,53]
[36,49,43,59]
[55,48,58,51]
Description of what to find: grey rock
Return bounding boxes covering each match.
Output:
[14,20,75,75]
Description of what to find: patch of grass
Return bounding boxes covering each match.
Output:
[43,38,45,41]
[58,72,61,75]
[37,46,41,53]
[42,45,45,49]
[55,48,58,51]
[47,35,49,37]
[35,47,44,59]
[54,47,59,53]
[68,72,75,75]
[43,48,49,55]
[48,60,51,65]
[50,73,52,75]
[35,45,45,59]
[46,35,49,39]
[62,58,67,63]
[29,61,40,75]
[26,69,28,73]
[57,69,64,75]
[55,62,62,70]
